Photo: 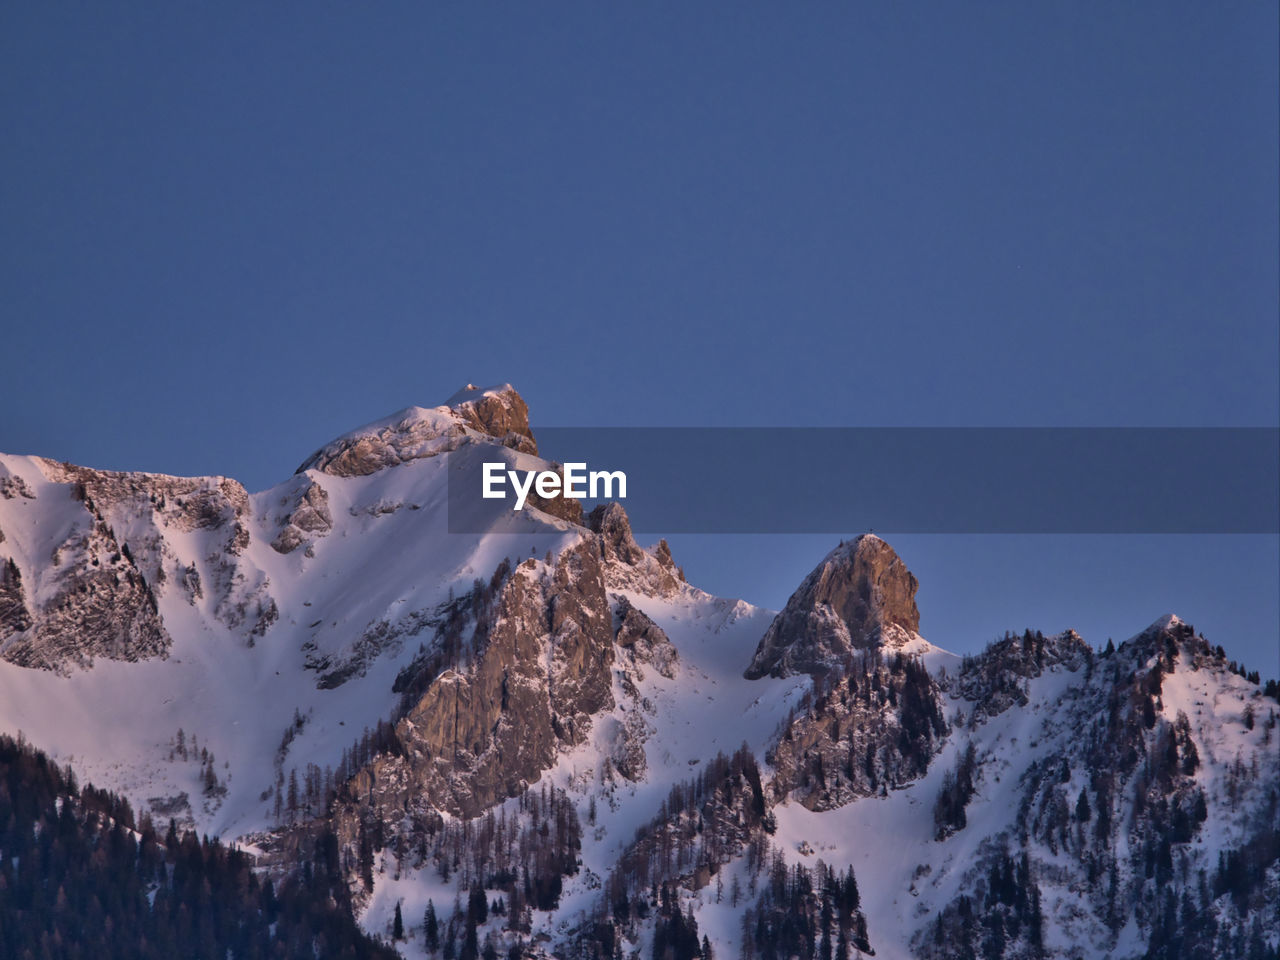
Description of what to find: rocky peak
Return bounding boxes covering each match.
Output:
[1113,613,1211,673]
[296,383,538,477]
[445,383,537,452]
[0,459,264,671]
[587,502,683,595]
[587,502,646,566]
[1127,613,1195,650]
[745,535,921,679]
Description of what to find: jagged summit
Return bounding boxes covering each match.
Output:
[1122,612,1194,650]
[587,501,685,595]
[1116,611,1206,663]
[4,392,1278,960]
[1140,612,1186,636]
[296,383,537,477]
[744,533,921,679]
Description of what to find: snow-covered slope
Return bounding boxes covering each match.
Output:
[0,386,578,841]
[1,388,1275,960]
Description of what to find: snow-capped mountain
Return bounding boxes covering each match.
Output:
[0,385,1275,960]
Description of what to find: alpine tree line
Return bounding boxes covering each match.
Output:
[921,619,1280,959]
[596,747,872,960]
[606,745,769,906]
[0,732,395,960]
[770,651,949,810]
[739,856,871,960]
[351,781,581,959]
[919,848,1046,960]
[933,741,978,840]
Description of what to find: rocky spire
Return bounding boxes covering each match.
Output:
[744,534,920,679]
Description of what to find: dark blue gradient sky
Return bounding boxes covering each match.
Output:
[3,5,1276,668]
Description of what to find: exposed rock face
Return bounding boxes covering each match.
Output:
[1,550,169,671]
[526,462,585,526]
[745,535,920,679]
[329,505,686,886]
[338,536,615,827]
[608,706,652,783]
[545,540,616,739]
[448,383,538,454]
[0,464,184,670]
[0,473,35,500]
[298,411,466,477]
[307,606,437,690]
[270,477,333,554]
[747,537,937,807]
[297,384,538,477]
[0,460,272,669]
[589,503,646,566]
[588,503,683,596]
[44,461,252,552]
[604,596,679,784]
[614,596,678,680]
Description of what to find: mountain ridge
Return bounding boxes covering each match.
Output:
[0,385,1275,960]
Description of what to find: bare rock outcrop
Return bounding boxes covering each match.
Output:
[745,535,920,679]
[587,502,684,596]
[338,535,615,826]
[608,707,652,783]
[270,477,333,554]
[525,462,585,526]
[332,503,681,881]
[1,547,169,672]
[1,464,183,670]
[447,383,538,454]
[545,540,615,738]
[0,460,268,667]
[0,473,35,500]
[297,383,538,477]
[614,596,678,680]
[40,460,254,569]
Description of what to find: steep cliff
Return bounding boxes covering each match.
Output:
[745,534,921,679]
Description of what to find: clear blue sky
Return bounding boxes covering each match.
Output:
[3,5,1276,670]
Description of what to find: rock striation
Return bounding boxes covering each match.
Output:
[330,501,685,890]
[337,536,614,827]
